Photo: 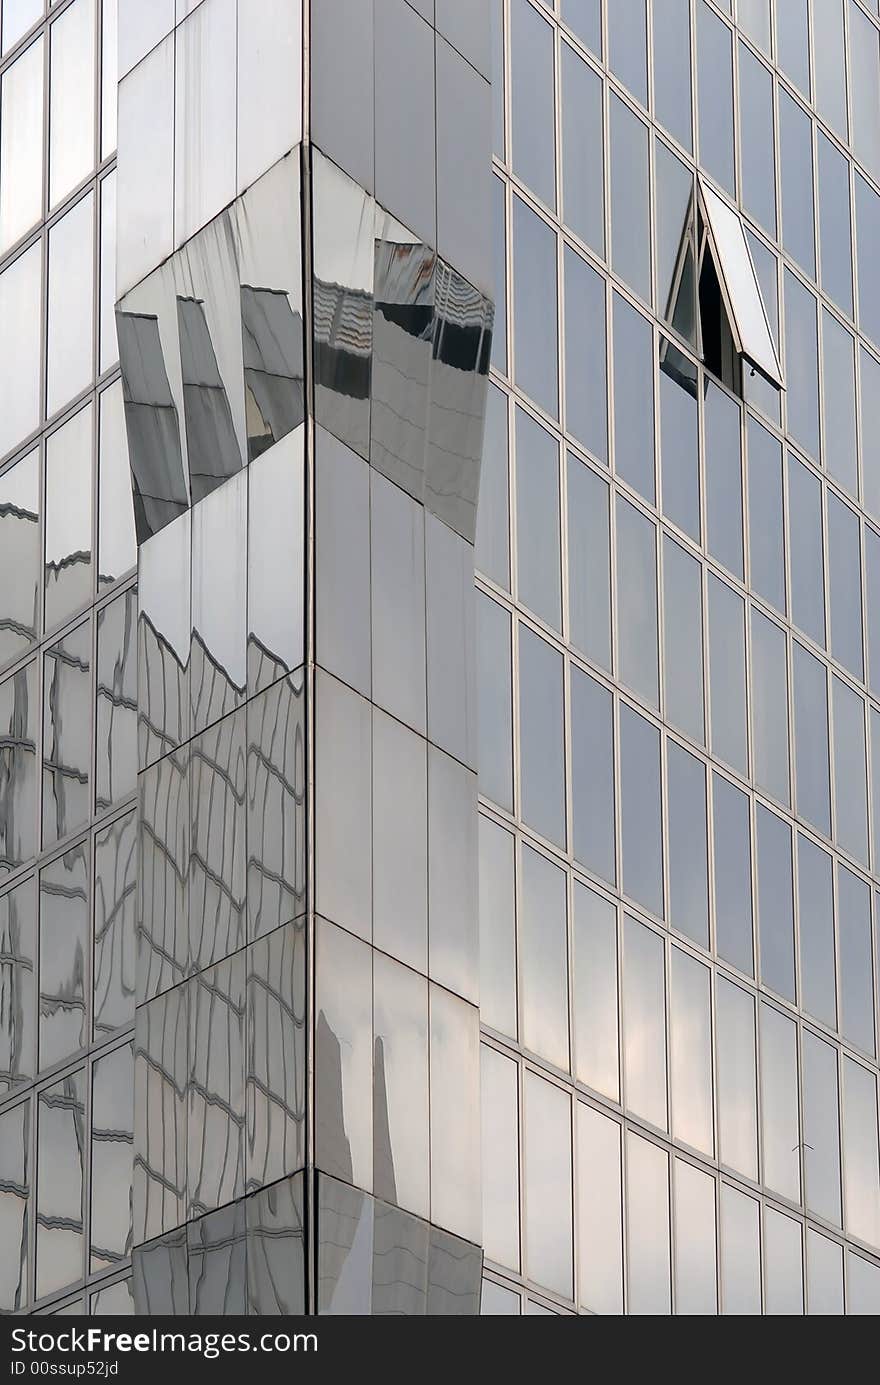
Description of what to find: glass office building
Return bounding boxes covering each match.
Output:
[1,0,880,1320]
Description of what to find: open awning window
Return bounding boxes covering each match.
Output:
[698,179,784,390]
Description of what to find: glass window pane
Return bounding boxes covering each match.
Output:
[2,0,41,55]
[616,496,658,708]
[523,1071,572,1298]
[99,171,117,373]
[570,667,615,885]
[818,134,853,315]
[49,0,96,208]
[738,0,770,51]
[713,775,753,976]
[0,663,37,872]
[576,1103,622,1315]
[823,317,858,498]
[573,883,619,1100]
[518,625,565,848]
[520,845,569,1072]
[476,594,512,811]
[47,192,95,419]
[564,247,607,462]
[833,680,868,866]
[0,242,41,461]
[620,706,664,918]
[857,174,880,349]
[560,44,603,254]
[98,382,136,587]
[512,196,558,418]
[750,607,789,806]
[738,44,775,236]
[0,35,43,255]
[764,1208,804,1315]
[609,94,651,304]
[567,454,611,670]
[93,809,137,1039]
[0,448,40,664]
[793,642,831,837]
[716,978,757,1180]
[659,344,699,541]
[673,1159,717,1314]
[0,877,36,1090]
[756,804,795,1001]
[0,1097,29,1311]
[803,1030,842,1226]
[663,538,703,744]
[784,272,820,460]
[759,1001,801,1203]
[480,1045,519,1271]
[670,947,713,1155]
[42,621,91,848]
[849,1,880,180]
[655,142,696,346]
[652,0,692,152]
[609,0,647,105]
[806,1231,844,1315]
[478,817,516,1039]
[838,867,875,1055]
[90,1042,133,1272]
[827,494,863,677]
[623,915,667,1130]
[747,417,785,613]
[625,1132,671,1314]
[697,1,734,195]
[797,834,836,1029]
[708,575,747,775]
[490,176,506,375]
[779,89,815,278]
[777,0,810,95]
[515,408,560,629]
[510,0,555,208]
[842,1057,880,1248]
[613,294,655,502]
[720,1184,761,1314]
[701,183,782,386]
[45,403,93,633]
[704,379,743,580]
[788,454,825,646]
[36,1071,85,1300]
[667,744,708,948]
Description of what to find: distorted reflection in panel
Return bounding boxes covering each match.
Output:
[247,428,304,695]
[38,843,88,1071]
[246,1173,305,1316]
[90,1042,134,1274]
[315,919,373,1191]
[138,510,191,770]
[317,1174,374,1316]
[187,954,246,1219]
[426,1226,482,1316]
[187,1199,247,1316]
[117,310,188,544]
[90,1280,134,1315]
[0,661,37,872]
[426,262,493,543]
[0,1098,29,1312]
[246,920,306,1192]
[372,953,429,1219]
[247,675,305,942]
[44,404,93,633]
[98,382,137,589]
[36,1070,85,1301]
[133,982,187,1245]
[131,1226,189,1316]
[312,150,375,459]
[42,621,90,848]
[138,746,189,1004]
[93,810,136,1039]
[0,449,39,665]
[96,588,138,813]
[371,217,434,500]
[177,296,241,504]
[189,709,246,973]
[0,877,35,1091]
[191,471,247,735]
[372,1201,429,1316]
[430,984,481,1246]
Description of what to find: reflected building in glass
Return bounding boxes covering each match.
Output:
[3,0,880,1321]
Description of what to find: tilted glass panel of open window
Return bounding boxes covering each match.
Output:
[661,176,784,399]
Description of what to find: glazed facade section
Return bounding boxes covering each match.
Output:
[480,0,880,1314]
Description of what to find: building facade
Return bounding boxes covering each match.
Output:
[1,0,880,1319]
